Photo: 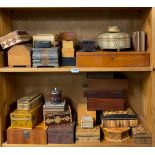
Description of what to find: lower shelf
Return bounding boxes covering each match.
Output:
[2,139,152,147]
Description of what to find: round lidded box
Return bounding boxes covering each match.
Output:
[50,87,62,104]
[97,26,131,51]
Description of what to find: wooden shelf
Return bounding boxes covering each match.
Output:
[0,67,153,72]
[2,139,152,147]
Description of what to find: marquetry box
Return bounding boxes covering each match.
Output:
[7,121,47,144]
[10,103,43,129]
[17,93,44,111]
[43,103,72,126]
[103,127,130,142]
[100,108,138,128]
[76,51,150,67]
[132,126,152,144]
[0,30,32,49]
[76,126,100,143]
[81,116,94,129]
[8,44,32,67]
[47,114,76,144]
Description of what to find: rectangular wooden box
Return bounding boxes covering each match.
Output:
[0,30,32,49]
[7,122,47,144]
[87,98,125,111]
[47,114,76,144]
[100,108,138,128]
[17,93,43,111]
[76,51,150,67]
[62,41,74,48]
[77,102,96,126]
[62,48,75,57]
[43,103,72,126]
[85,79,128,91]
[10,103,43,129]
[81,116,94,129]
[76,126,100,143]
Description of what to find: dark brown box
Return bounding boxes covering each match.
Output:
[87,98,125,111]
[47,114,76,144]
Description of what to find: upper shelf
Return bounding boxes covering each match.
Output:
[0,66,153,73]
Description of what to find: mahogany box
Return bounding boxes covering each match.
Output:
[87,98,125,111]
[7,122,47,144]
[47,114,76,144]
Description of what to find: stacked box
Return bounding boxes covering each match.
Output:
[76,126,100,143]
[44,88,75,144]
[7,93,46,144]
[32,47,60,67]
[60,33,76,66]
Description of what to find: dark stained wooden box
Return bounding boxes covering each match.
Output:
[87,98,125,111]
[47,114,76,144]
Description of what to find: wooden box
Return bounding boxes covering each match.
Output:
[76,126,100,143]
[17,93,44,111]
[7,122,47,144]
[0,30,32,49]
[87,98,125,111]
[103,127,130,142]
[100,108,138,128]
[62,48,75,58]
[81,116,94,129]
[132,126,152,144]
[10,103,43,129]
[47,114,76,144]
[8,44,32,67]
[76,51,150,67]
[62,41,74,48]
[77,102,96,126]
[43,103,72,126]
[43,100,66,112]
[61,57,76,66]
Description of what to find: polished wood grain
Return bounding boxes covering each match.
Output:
[76,52,150,67]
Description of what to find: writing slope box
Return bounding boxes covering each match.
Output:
[0,30,32,49]
[100,108,138,128]
[87,98,125,111]
[47,114,76,144]
[76,126,100,143]
[17,93,44,111]
[132,126,152,144]
[7,122,47,144]
[10,103,43,129]
[76,51,150,67]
